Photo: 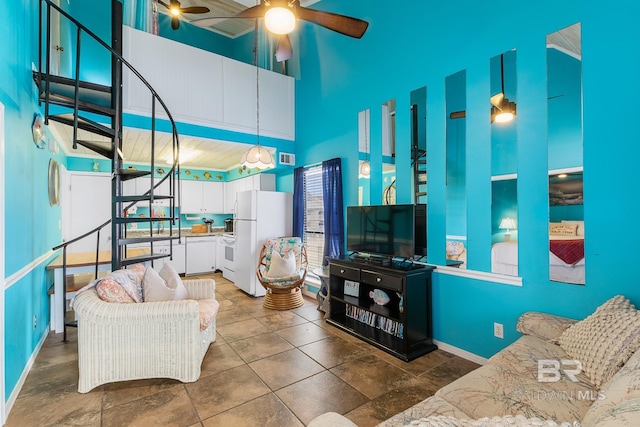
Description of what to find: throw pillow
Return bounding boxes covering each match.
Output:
[96,277,136,303]
[143,265,188,302]
[550,223,578,236]
[266,250,298,278]
[159,264,188,300]
[558,295,640,388]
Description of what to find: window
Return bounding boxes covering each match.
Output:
[303,165,324,271]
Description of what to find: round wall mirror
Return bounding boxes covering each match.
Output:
[48,159,60,206]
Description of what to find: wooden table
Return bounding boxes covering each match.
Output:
[46,249,150,333]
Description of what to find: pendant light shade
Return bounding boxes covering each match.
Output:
[240,144,275,169]
[359,160,371,178]
[490,54,517,124]
[264,7,296,35]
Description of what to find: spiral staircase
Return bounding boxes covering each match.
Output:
[35,0,182,339]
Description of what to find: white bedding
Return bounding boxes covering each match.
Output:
[491,238,585,284]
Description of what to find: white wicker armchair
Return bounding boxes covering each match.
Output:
[72,278,216,393]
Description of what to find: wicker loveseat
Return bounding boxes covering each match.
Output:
[73,278,217,393]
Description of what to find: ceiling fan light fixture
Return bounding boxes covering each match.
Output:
[170,7,181,16]
[264,7,296,35]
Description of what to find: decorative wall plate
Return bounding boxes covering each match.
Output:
[32,114,46,149]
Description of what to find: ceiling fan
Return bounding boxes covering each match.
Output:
[157,0,210,30]
[193,0,369,62]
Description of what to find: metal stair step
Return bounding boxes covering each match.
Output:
[119,236,178,246]
[115,195,174,203]
[47,113,115,139]
[415,191,427,197]
[116,216,179,224]
[33,72,113,114]
[120,253,170,267]
[76,140,114,159]
[119,169,152,181]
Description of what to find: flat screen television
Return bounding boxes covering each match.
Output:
[347,204,427,259]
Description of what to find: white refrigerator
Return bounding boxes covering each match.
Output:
[234,190,293,296]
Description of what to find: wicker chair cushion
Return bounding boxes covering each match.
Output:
[95,268,143,303]
[265,237,302,274]
[266,250,298,278]
[198,299,220,330]
[261,274,302,286]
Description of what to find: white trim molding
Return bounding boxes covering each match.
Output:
[435,266,523,287]
[433,340,488,366]
[5,250,58,290]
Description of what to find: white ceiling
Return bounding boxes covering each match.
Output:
[48,122,270,171]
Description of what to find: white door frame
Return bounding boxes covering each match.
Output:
[1,101,7,423]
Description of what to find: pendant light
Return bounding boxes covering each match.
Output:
[241,18,275,169]
[491,53,517,124]
[359,110,371,178]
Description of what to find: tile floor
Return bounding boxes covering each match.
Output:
[6,273,479,427]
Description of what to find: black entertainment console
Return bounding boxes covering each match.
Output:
[326,257,437,361]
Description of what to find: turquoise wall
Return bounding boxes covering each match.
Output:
[1,0,65,399]
[291,0,640,358]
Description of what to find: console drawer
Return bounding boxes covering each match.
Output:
[330,263,360,281]
[361,269,403,292]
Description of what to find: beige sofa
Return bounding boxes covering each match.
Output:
[311,296,640,427]
[73,278,217,393]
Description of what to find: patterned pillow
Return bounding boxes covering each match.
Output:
[96,277,136,303]
[198,299,220,330]
[559,295,640,388]
[264,237,302,274]
[95,268,143,303]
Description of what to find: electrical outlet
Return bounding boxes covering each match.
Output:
[33,315,37,329]
[494,322,504,339]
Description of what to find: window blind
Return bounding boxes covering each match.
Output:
[303,165,324,271]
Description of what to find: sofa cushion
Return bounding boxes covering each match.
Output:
[582,348,640,425]
[405,415,581,427]
[581,398,640,427]
[378,396,471,427]
[198,299,219,331]
[558,295,640,388]
[435,362,593,423]
[516,312,578,344]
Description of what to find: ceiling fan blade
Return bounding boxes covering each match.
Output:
[275,34,293,62]
[235,4,266,19]
[157,0,171,10]
[297,7,369,38]
[490,93,504,108]
[171,16,180,30]
[180,6,210,14]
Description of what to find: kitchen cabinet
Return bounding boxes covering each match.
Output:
[216,236,225,273]
[186,236,217,275]
[122,176,175,207]
[223,173,276,214]
[156,241,186,275]
[181,180,224,214]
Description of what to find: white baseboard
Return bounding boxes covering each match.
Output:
[433,339,488,366]
[5,328,49,419]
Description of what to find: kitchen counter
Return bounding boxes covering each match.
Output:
[126,227,230,239]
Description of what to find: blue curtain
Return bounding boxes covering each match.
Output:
[123,0,155,33]
[322,158,344,263]
[292,167,305,238]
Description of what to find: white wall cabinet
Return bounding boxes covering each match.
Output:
[186,237,217,275]
[181,180,224,214]
[123,26,294,141]
[122,176,175,208]
[223,173,276,214]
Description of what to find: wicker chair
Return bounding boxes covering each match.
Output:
[72,278,216,393]
[256,237,308,310]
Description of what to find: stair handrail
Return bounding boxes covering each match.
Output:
[41,0,182,256]
[41,0,183,341]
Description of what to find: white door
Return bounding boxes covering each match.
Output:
[67,173,112,253]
